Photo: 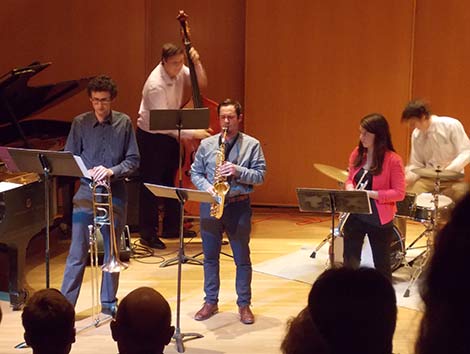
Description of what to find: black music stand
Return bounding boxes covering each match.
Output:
[296,188,371,267]
[145,183,213,353]
[4,148,89,288]
[149,108,209,263]
[149,108,209,187]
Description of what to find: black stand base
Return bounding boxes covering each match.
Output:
[173,328,204,353]
[160,253,203,268]
[191,239,233,260]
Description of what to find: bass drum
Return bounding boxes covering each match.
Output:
[332,225,405,271]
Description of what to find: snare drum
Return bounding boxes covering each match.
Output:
[414,193,454,223]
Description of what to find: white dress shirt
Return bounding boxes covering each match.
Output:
[406,115,470,184]
[137,62,189,137]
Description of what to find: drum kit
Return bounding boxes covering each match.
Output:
[313,163,462,295]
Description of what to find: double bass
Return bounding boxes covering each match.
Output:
[177,10,219,215]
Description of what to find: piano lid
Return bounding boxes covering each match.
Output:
[0,61,93,126]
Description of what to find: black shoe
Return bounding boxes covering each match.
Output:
[140,237,166,249]
[101,303,118,318]
[161,229,197,239]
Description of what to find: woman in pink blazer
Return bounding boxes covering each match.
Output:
[343,113,405,279]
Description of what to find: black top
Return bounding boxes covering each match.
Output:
[351,168,392,228]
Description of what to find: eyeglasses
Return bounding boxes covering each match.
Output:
[90,97,112,104]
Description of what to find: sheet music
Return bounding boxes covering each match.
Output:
[73,156,91,179]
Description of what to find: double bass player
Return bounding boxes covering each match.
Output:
[136,43,210,249]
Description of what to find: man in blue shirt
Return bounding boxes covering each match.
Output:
[61,75,140,316]
[190,99,266,324]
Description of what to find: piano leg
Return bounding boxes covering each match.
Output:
[7,244,28,310]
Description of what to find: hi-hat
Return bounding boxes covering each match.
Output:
[412,167,464,180]
[314,163,348,183]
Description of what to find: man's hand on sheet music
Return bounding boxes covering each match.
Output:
[89,165,113,182]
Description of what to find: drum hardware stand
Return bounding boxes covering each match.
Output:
[403,172,441,297]
[296,188,371,268]
[309,173,369,262]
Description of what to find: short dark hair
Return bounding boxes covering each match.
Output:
[87,75,118,99]
[161,43,184,62]
[111,287,174,353]
[308,267,397,354]
[401,100,431,121]
[217,98,242,117]
[22,288,75,353]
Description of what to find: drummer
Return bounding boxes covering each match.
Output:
[401,99,470,202]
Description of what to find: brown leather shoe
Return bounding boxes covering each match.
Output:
[194,303,218,321]
[239,305,254,324]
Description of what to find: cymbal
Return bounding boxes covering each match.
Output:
[411,167,464,180]
[314,163,348,183]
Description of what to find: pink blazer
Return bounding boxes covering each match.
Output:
[346,147,405,225]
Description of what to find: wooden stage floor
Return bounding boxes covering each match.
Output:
[0,207,423,354]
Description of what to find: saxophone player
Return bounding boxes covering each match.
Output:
[61,75,140,316]
[190,99,266,324]
[343,113,405,279]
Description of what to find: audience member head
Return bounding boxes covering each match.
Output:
[415,193,470,354]
[22,288,75,354]
[308,267,397,354]
[281,307,328,354]
[111,287,174,354]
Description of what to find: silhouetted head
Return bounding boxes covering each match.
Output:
[22,288,75,354]
[416,193,470,354]
[111,287,175,354]
[308,267,397,354]
[281,307,328,354]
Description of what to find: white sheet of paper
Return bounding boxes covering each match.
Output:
[0,181,22,192]
[73,156,91,179]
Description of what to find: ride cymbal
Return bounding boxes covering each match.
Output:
[314,163,348,183]
[411,167,464,180]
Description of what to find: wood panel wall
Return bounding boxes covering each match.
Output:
[0,0,147,123]
[2,0,470,206]
[245,0,415,205]
[412,0,470,133]
[0,0,245,123]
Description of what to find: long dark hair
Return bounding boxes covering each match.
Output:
[353,113,395,175]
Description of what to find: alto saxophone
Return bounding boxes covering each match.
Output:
[210,127,230,218]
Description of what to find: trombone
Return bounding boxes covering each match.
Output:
[88,178,128,326]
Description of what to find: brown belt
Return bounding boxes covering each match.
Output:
[226,194,250,204]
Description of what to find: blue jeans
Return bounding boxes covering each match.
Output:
[61,180,127,307]
[200,198,252,306]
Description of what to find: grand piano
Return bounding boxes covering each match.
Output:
[0,62,91,309]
